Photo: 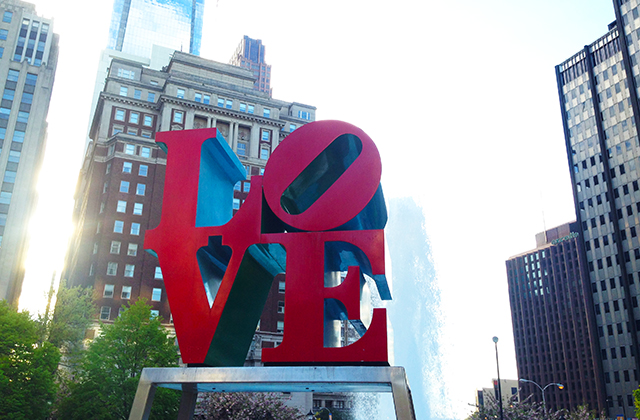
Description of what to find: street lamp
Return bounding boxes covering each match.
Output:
[519,378,564,413]
[307,407,333,420]
[493,336,504,420]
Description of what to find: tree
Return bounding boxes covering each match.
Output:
[466,396,606,420]
[40,281,94,367]
[0,300,60,420]
[57,299,180,420]
[195,392,305,420]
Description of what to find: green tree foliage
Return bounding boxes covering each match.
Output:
[0,300,60,420]
[466,396,605,420]
[41,282,94,366]
[57,299,180,420]
[195,392,305,420]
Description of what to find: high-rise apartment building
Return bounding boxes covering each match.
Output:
[506,223,605,412]
[0,0,58,304]
[556,0,640,414]
[64,51,315,334]
[230,36,272,96]
[107,0,204,58]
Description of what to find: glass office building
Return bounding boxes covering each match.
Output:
[556,0,640,415]
[107,0,204,57]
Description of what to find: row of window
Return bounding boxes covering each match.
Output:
[112,220,140,235]
[103,180,146,196]
[120,85,155,102]
[102,263,162,279]
[99,306,161,321]
[114,108,154,126]
[106,161,148,176]
[103,283,162,301]
[116,200,143,215]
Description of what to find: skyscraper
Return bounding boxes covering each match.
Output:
[506,223,605,412]
[556,1,640,414]
[107,0,204,58]
[64,51,315,331]
[0,0,58,304]
[230,36,272,96]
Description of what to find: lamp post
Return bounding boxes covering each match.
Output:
[493,336,504,420]
[307,407,332,420]
[519,378,564,414]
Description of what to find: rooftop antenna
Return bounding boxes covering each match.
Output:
[540,189,548,244]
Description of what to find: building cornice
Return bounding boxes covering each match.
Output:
[160,96,286,128]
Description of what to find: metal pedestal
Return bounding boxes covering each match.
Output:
[129,366,416,420]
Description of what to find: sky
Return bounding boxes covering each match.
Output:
[18,0,617,418]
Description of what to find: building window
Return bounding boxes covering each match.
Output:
[117,200,127,213]
[89,263,94,276]
[115,109,125,121]
[248,104,254,114]
[112,125,123,135]
[150,310,159,318]
[124,264,135,277]
[203,94,210,104]
[261,130,271,142]
[225,99,232,109]
[134,89,141,99]
[240,103,246,112]
[0,29,8,41]
[141,130,152,138]
[136,184,146,196]
[100,306,111,320]
[125,144,135,155]
[278,281,285,293]
[123,162,132,173]
[152,288,162,301]
[3,11,12,23]
[121,286,132,300]
[298,110,310,120]
[217,97,224,107]
[106,163,112,174]
[117,68,135,79]
[103,284,115,298]
[237,142,246,156]
[139,165,148,176]
[260,148,270,160]
[127,243,138,256]
[133,203,143,215]
[114,220,124,233]
[147,92,155,102]
[120,181,130,193]
[277,301,284,314]
[129,112,139,124]
[276,321,284,333]
[93,242,99,254]
[173,111,183,123]
[263,108,270,118]
[143,115,153,126]
[120,86,128,96]
[243,182,250,193]
[195,92,202,102]
[130,223,140,235]
[233,198,240,209]
[177,88,185,99]
[107,262,118,276]
[140,147,151,158]
[110,241,121,254]
[290,124,296,132]
[154,267,163,279]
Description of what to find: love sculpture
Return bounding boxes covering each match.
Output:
[144,120,390,367]
[131,121,416,420]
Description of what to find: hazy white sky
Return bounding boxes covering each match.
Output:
[20,0,617,418]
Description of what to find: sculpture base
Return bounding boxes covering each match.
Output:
[128,366,416,420]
